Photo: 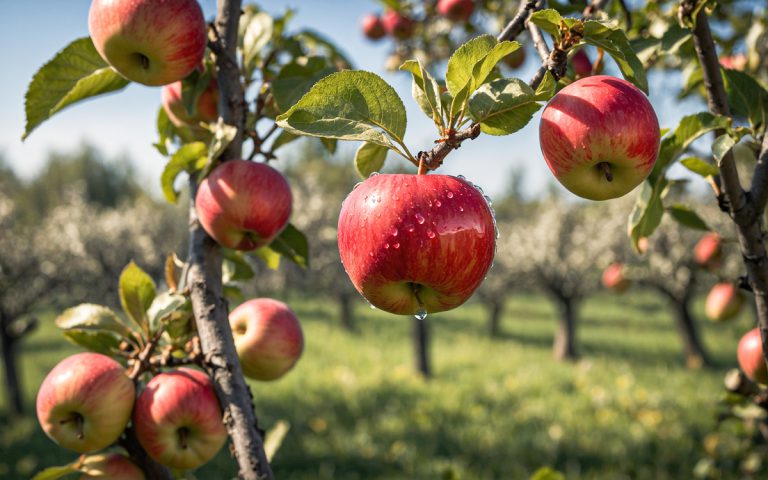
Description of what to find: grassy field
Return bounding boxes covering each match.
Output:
[0,291,754,479]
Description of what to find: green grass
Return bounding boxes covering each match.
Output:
[0,291,753,479]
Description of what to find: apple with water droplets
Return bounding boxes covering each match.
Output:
[738,328,768,384]
[36,352,135,453]
[88,0,207,86]
[338,174,495,315]
[539,75,660,200]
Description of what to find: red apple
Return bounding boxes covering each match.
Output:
[437,0,475,22]
[737,328,768,384]
[705,282,744,322]
[36,352,135,453]
[503,47,526,69]
[133,368,228,470]
[361,14,386,40]
[88,0,207,86]
[196,160,292,251]
[382,10,416,40]
[338,174,495,315]
[79,454,145,480]
[602,263,631,293]
[229,298,304,381]
[694,232,723,270]
[720,54,747,71]
[571,49,593,78]
[539,75,660,200]
[161,78,219,129]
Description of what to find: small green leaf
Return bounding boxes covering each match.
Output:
[355,142,388,179]
[161,142,208,204]
[270,130,299,152]
[582,21,648,94]
[534,71,556,101]
[666,204,710,231]
[269,224,309,268]
[276,71,408,156]
[62,330,122,355]
[180,68,215,120]
[660,23,691,55]
[628,178,667,251]
[468,78,540,136]
[529,466,565,480]
[147,292,191,337]
[23,37,129,139]
[118,261,156,333]
[295,29,354,70]
[529,9,564,43]
[207,122,238,165]
[446,35,519,100]
[722,69,768,131]
[680,157,719,177]
[223,250,256,283]
[253,246,282,270]
[31,464,78,480]
[712,133,737,166]
[240,10,274,71]
[652,112,730,180]
[55,304,132,337]
[320,137,338,154]
[272,57,336,113]
[154,106,174,156]
[400,59,444,127]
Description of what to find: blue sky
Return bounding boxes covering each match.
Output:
[0,1,705,198]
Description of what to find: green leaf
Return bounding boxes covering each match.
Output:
[355,142,389,179]
[161,142,208,204]
[154,106,174,157]
[270,130,299,152]
[222,250,256,283]
[722,69,768,131]
[529,466,566,480]
[147,292,192,337]
[680,157,719,177]
[55,304,132,337]
[529,9,564,43]
[659,23,691,55]
[628,178,667,251]
[180,68,214,121]
[400,59,444,126]
[320,137,338,154]
[295,29,354,70]
[712,133,737,166]
[118,261,156,333]
[31,464,78,480]
[207,122,238,166]
[666,204,710,231]
[652,112,730,180]
[582,21,648,94]
[446,35,519,100]
[276,71,408,156]
[534,71,556,101]
[468,78,540,136]
[253,247,282,270]
[269,224,309,268]
[240,10,273,71]
[272,57,337,114]
[264,420,291,462]
[62,330,122,356]
[23,37,129,140]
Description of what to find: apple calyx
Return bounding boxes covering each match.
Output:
[60,412,86,439]
[598,162,613,182]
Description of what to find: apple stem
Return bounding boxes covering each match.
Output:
[418,157,427,175]
[598,162,614,182]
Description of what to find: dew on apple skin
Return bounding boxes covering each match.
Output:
[446,191,454,199]
[415,213,425,224]
[414,309,427,321]
[435,200,442,207]
[391,228,398,237]
[484,195,493,207]
[392,242,400,249]
[459,206,464,212]
[369,303,377,309]
[407,225,415,233]
[353,182,362,190]
[385,243,390,249]
[427,230,436,239]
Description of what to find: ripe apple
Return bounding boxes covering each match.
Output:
[229,298,304,381]
[437,0,475,22]
[88,0,207,86]
[79,454,145,480]
[705,282,744,322]
[720,54,747,71]
[161,78,219,129]
[737,328,768,384]
[503,47,526,69]
[695,232,723,270]
[361,14,386,40]
[133,368,228,470]
[382,10,416,40]
[196,160,293,251]
[36,352,135,453]
[539,75,660,201]
[338,174,495,315]
[570,49,593,78]
[602,263,631,293]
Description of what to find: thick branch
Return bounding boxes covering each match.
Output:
[497,0,537,43]
[752,134,768,214]
[417,124,481,171]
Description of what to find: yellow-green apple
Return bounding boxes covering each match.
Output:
[737,328,768,384]
[161,78,219,129]
[229,298,304,381]
[338,174,495,315]
[503,46,526,69]
[539,75,660,200]
[705,282,744,321]
[88,0,207,86]
[570,49,593,78]
[382,10,416,39]
[694,232,723,270]
[195,160,292,251]
[133,368,227,470]
[361,14,386,40]
[437,0,475,22]
[79,454,145,480]
[602,263,631,293]
[36,352,135,453]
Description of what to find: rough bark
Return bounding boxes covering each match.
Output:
[412,316,432,378]
[487,300,505,338]
[553,297,579,361]
[338,293,356,333]
[121,426,174,479]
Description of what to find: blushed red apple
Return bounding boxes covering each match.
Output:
[229,298,304,381]
[738,328,768,384]
[162,78,219,129]
[437,0,475,22]
[602,263,631,293]
[539,75,660,200]
[705,282,744,322]
[133,368,228,470]
[88,0,207,86]
[503,46,526,69]
[196,160,293,251]
[79,454,145,479]
[570,49,593,78]
[36,352,135,453]
[382,10,416,40]
[694,232,723,270]
[338,174,495,315]
[361,14,386,40]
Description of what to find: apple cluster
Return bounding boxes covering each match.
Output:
[362,1,475,42]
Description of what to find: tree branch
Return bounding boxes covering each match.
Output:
[497,0,537,43]
[752,134,768,215]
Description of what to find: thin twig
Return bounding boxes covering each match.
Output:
[497,0,538,43]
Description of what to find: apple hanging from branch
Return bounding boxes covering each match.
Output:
[602,262,631,293]
[162,78,219,130]
[705,282,744,322]
[437,0,475,23]
[737,328,768,384]
[694,232,723,271]
[361,14,386,41]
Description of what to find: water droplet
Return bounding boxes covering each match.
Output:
[459,206,464,212]
[353,182,362,190]
[407,225,415,233]
[435,200,442,207]
[391,228,398,237]
[457,175,466,180]
[414,309,427,321]
[369,303,377,309]
[370,172,380,177]
[369,252,374,257]
[427,230,436,239]
[385,243,390,249]
[446,191,454,199]
[484,195,493,206]
[392,242,400,249]
[415,213,425,224]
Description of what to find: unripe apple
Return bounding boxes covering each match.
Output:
[196,160,293,251]
[36,352,135,453]
[88,0,207,86]
[694,232,723,270]
[229,298,304,381]
[79,454,145,480]
[503,47,526,69]
[361,14,386,40]
[602,263,631,293]
[570,49,594,78]
[437,0,475,22]
[539,75,660,201]
[133,368,228,470]
[161,78,219,129]
[382,10,416,40]
[338,174,496,315]
[737,328,768,384]
[705,282,744,322]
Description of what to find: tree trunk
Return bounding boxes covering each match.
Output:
[338,293,355,332]
[673,299,710,369]
[488,300,505,338]
[412,315,431,378]
[0,310,23,415]
[553,297,578,361]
